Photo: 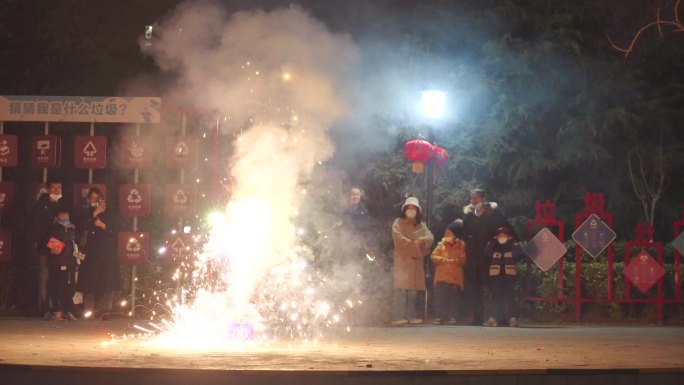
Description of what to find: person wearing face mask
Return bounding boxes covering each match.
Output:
[28,178,65,317]
[482,226,522,327]
[430,220,466,325]
[75,187,120,319]
[42,208,78,321]
[461,188,515,326]
[390,197,434,326]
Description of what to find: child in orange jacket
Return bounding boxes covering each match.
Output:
[430,220,466,325]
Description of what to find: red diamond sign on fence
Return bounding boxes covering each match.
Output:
[623,250,665,294]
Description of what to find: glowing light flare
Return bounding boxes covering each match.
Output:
[420,90,446,119]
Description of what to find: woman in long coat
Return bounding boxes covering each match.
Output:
[390,197,434,325]
[76,187,120,317]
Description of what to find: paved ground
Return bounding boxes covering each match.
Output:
[1,318,683,371]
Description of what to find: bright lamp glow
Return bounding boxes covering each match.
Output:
[420,90,446,119]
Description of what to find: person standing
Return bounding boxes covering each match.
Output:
[461,188,514,326]
[76,187,120,318]
[430,220,466,325]
[391,197,434,326]
[483,226,522,327]
[29,178,64,317]
[43,207,78,321]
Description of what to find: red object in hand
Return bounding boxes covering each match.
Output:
[403,139,434,173]
[46,237,65,254]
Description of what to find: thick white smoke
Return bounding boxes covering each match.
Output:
[141,1,359,345]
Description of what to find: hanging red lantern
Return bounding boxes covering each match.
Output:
[433,145,449,168]
[403,139,434,173]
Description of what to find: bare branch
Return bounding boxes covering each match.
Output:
[608,0,684,57]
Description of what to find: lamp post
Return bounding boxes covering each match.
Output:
[419,90,446,228]
[419,90,445,321]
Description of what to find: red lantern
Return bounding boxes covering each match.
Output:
[403,139,434,173]
[433,146,449,168]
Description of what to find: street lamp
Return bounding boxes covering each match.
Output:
[419,89,445,321]
[419,90,446,228]
[419,90,446,120]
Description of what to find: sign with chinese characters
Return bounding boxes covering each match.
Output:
[523,227,567,272]
[0,135,18,167]
[118,232,149,265]
[162,233,194,264]
[119,184,151,217]
[118,136,152,169]
[624,250,665,294]
[165,184,196,217]
[73,184,107,212]
[31,135,61,168]
[74,136,107,169]
[0,182,15,215]
[0,96,161,123]
[572,214,616,259]
[0,229,11,261]
[166,137,197,169]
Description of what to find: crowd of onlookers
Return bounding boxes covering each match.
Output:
[344,186,520,327]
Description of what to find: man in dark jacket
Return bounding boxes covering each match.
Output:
[461,189,515,326]
[76,187,120,318]
[29,179,64,316]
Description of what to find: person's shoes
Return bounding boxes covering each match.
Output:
[483,316,498,327]
[447,318,458,325]
[508,317,517,327]
[51,312,64,321]
[391,319,408,326]
[66,312,78,321]
[409,318,423,325]
[432,318,443,325]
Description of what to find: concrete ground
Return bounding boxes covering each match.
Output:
[0,318,683,384]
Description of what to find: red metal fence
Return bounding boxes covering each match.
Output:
[525,193,684,322]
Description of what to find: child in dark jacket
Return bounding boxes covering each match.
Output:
[483,226,522,327]
[43,208,78,321]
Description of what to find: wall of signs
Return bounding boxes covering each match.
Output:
[0,131,200,264]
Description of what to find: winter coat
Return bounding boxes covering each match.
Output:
[392,217,434,290]
[462,202,514,280]
[484,240,523,278]
[76,207,120,294]
[29,194,63,254]
[431,238,466,288]
[43,223,76,268]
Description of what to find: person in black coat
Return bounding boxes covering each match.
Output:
[75,187,120,318]
[29,178,64,316]
[43,207,77,321]
[461,189,515,326]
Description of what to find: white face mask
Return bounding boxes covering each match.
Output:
[444,237,454,243]
[405,209,417,219]
[49,193,62,201]
[497,237,508,245]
